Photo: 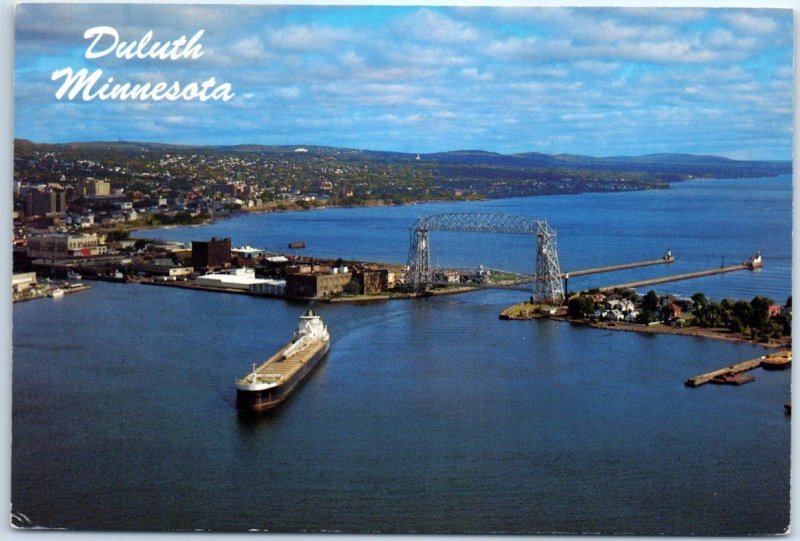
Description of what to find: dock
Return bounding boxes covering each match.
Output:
[597,263,750,293]
[13,283,91,303]
[564,255,674,278]
[685,350,791,387]
[685,356,765,387]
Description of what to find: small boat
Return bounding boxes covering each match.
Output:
[66,270,82,280]
[48,288,64,298]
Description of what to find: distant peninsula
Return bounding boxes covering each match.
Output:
[13,139,791,229]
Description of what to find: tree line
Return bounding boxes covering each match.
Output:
[690,293,791,341]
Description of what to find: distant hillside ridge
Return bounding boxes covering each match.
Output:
[14,139,791,182]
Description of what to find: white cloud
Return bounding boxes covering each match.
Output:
[512,66,570,79]
[379,113,425,125]
[571,19,673,43]
[560,112,606,121]
[574,61,620,75]
[706,29,758,52]
[615,8,708,23]
[268,25,353,52]
[460,68,493,81]
[694,66,749,83]
[611,40,717,63]
[397,9,480,43]
[386,43,470,68]
[229,37,273,63]
[273,86,302,99]
[722,12,780,34]
[487,35,720,64]
[341,51,365,67]
[318,82,440,108]
[485,37,540,60]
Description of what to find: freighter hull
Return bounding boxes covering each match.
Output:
[236,341,329,411]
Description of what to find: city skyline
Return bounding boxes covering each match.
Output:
[14,5,794,160]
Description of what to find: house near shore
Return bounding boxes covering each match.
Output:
[606,298,635,313]
[662,303,682,321]
[624,311,640,322]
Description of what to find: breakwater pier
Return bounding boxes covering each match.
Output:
[596,262,754,293]
[564,254,674,278]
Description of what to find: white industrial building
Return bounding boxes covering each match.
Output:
[231,245,267,259]
[12,272,37,293]
[197,267,285,296]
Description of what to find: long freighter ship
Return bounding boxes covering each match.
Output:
[236,310,330,411]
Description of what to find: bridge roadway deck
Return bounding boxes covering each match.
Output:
[563,256,674,278]
[596,264,750,293]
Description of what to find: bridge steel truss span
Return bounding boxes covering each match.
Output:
[405,212,565,303]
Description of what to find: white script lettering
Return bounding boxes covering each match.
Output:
[52,68,235,102]
[52,26,234,102]
[83,26,205,60]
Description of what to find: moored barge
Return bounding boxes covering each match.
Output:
[236,310,330,411]
[760,350,792,370]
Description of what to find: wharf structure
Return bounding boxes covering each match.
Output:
[12,271,91,303]
[15,232,133,279]
[596,253,762,293]
[15,232,398,300]
[563,252,674,278]
[685,350,791,387]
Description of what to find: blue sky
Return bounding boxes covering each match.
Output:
[13,4,794,159]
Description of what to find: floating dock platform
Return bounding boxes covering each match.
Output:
[685,356,764,387]
[710,373,755,386]
[685,349,791,387]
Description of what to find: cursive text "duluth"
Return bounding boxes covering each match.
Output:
[51,26,235,102]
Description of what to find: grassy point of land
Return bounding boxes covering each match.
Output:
[500,301,790,349]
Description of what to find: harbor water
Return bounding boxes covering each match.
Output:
[13,176,792,533]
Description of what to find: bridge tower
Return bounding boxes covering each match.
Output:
[534,221,565,304]
[407,226,431,293]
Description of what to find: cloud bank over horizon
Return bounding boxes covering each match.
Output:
[14,5,794,160]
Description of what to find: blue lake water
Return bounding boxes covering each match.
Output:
[13,176,792,533]
[138,175,792,303]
